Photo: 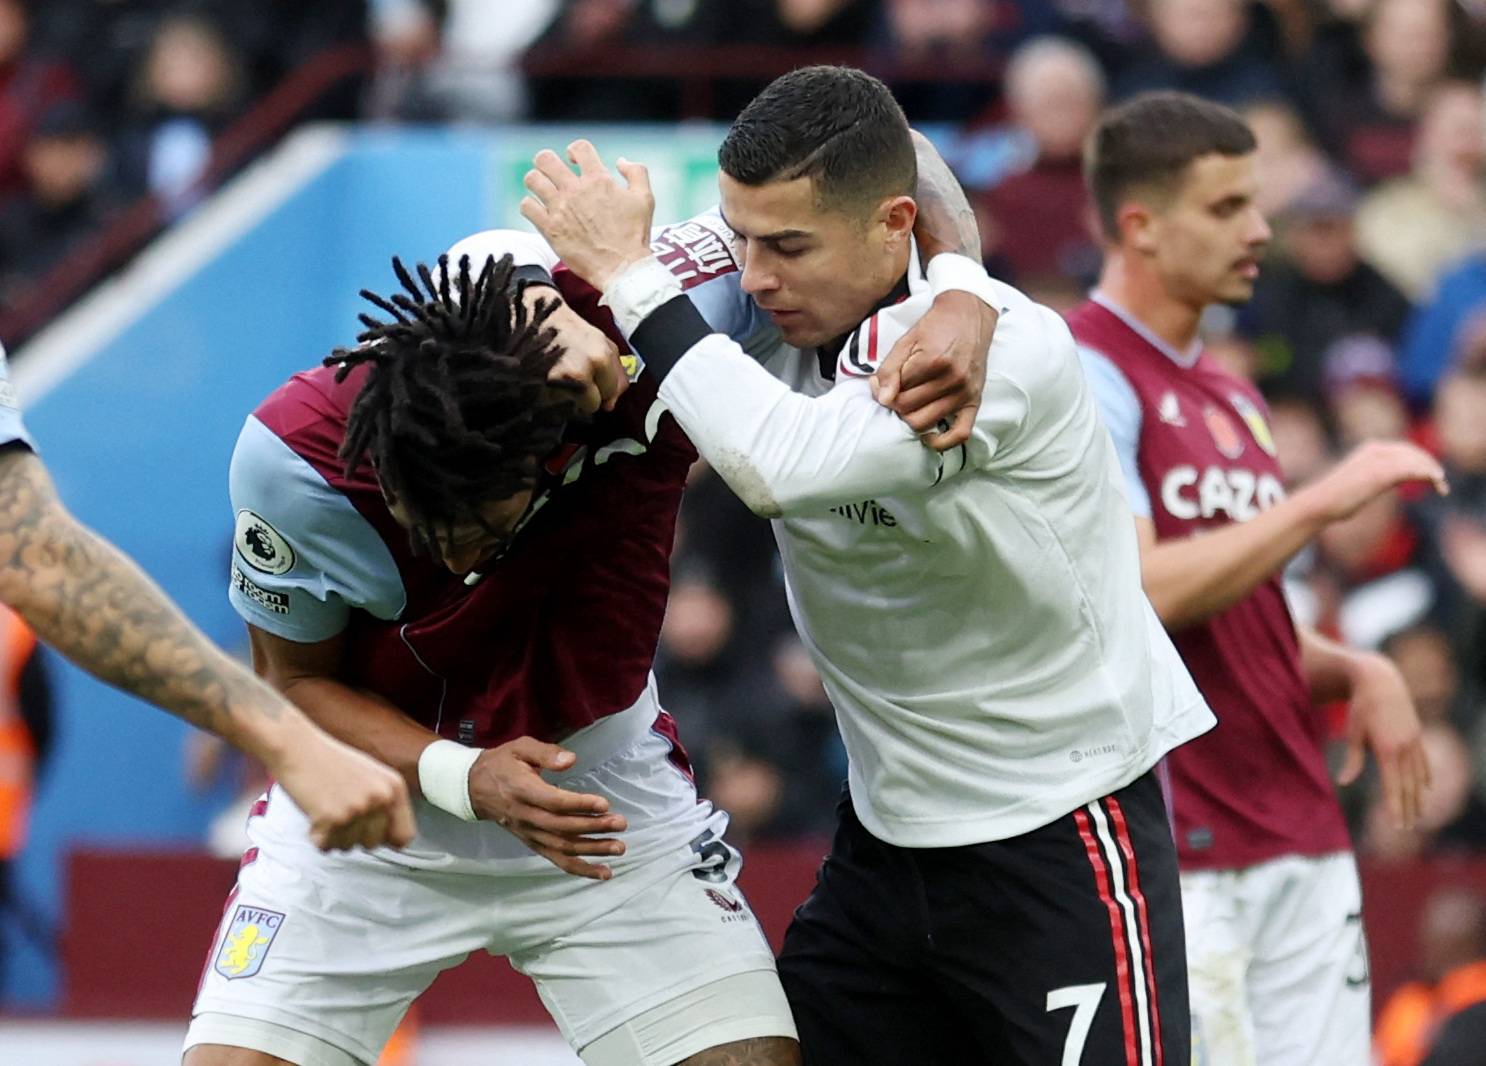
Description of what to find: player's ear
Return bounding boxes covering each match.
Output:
[1119,201,1159,257]
[881,195,917,246]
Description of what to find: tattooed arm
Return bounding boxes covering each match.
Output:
[912,129,982,260]
[0,443,415,850]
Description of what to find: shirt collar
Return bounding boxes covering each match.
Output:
[1090,290,1202,368]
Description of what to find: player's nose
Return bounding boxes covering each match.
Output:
[739,256,777,296]
[440,543,483,575]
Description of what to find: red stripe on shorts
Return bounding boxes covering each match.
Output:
[1074,806,1139,1066]
[1106,796,1164,1066]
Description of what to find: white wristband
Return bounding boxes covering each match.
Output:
[926,252,1003,313]
[601,255,684,340]
[417,739,481,821]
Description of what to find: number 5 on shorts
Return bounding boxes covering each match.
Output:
[1046,982,1106,1066]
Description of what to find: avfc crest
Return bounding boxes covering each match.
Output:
[1229,392,1278,457]
[213,905,285,980]
[234,510,295,576]
[1202,405,1245,460]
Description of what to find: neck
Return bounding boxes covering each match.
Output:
[1096,249,1204,352]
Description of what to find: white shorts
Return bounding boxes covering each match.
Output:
[1182,851,1370,1066]
[185,706,794,1065]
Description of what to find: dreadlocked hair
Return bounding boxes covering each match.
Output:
[325,252,572,549]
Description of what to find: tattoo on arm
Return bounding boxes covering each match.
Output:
[912,129,982,261]
[0,445,283,753]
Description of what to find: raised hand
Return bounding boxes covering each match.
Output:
[521,139,656,293]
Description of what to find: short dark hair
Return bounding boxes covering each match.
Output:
[1085,91,1257,240]
[326,254,571,551]
[718,65,916,213]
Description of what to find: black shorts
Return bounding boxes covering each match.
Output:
[778,771,1189,1066]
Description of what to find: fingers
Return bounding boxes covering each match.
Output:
[616,157,652,201]
[589,364,621,414]
[385,790,417,848]
[922,405,976,452]
[356,810,390,851]
[872,337,917,407]
[1335,737,1366,787]
[567,138,608,177]
[523,824,627,858]
[514,775,619,818]
[523,167,559,202]
[507,736,579,773]
[898,393,962,436]
[535,847,615,880]
[519,195,551,232]
[1376,747,1404,829]
[533,148,578,189]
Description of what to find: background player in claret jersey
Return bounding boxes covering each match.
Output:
[1067,91,1448,1066]
[519,65,1216,1066]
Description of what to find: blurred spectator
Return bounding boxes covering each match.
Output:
[1113,0,1287,106]
[1241,98,1327,216]
[974,36,1103,289]
[1269,394,1334,485]
[1375,887,1486,1066]
[1384,624,1466,726]
[211,0,370,122]
[114,14,247,214]
[874,0,999,118]
[1312,487,1433,647]
[1356,81,1486,302]
[0,0,81,199]
[1303,0,1454,184]
[654,569,764,780]
[1241,167,1411,405]
[709,637,846,841]
[0,101,120,306]
[1326,338,1411,447]
[1397,251,1486,408]
[367,0,558,122]
[1414,366,1486,686]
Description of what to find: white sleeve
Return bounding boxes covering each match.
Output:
[1077,346,1152,518]
[228,416,406,642]
[604,258,995,518]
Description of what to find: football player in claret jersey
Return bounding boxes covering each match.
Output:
[518,66,1215,1066]
[1068,91,1447,1066]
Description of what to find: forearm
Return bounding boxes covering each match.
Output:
[911,129,981,260]
[0,447,310,762]
[611,272,957,515]
[1142,490,1330,629]
[270,673,438,793]
[1297,625,1368,704]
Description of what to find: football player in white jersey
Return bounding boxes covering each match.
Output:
[512,66,1217,1065]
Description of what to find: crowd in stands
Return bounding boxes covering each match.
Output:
[3,0,1486,888]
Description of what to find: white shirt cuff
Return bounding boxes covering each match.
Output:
[926,252,1004,312]
[600,256,684,340]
